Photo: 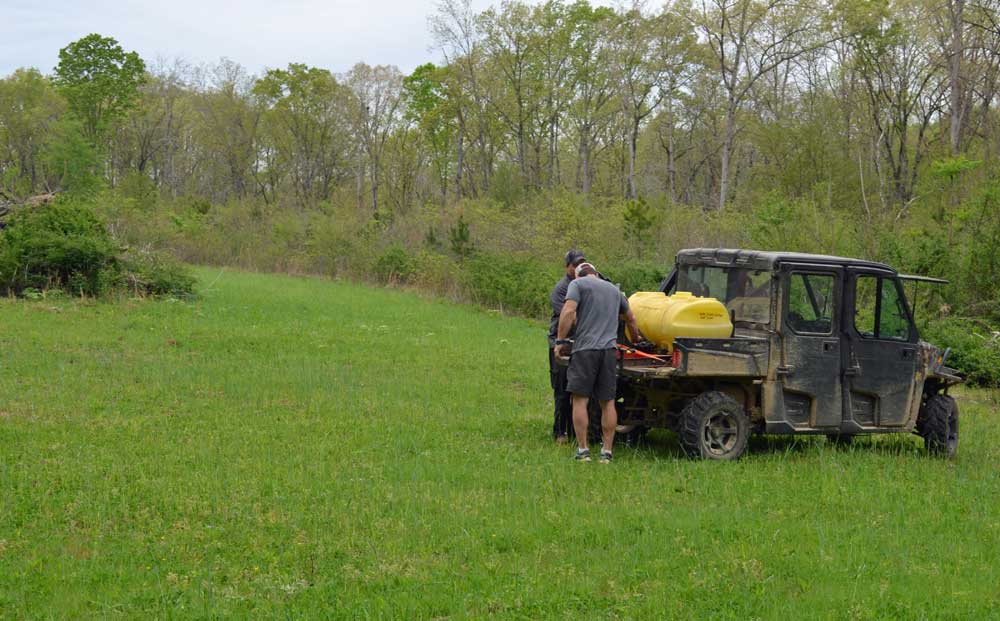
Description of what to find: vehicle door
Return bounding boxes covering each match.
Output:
[777,265,843,428]
[844,270,919,427]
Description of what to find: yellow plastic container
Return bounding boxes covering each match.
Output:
[627,291,733,351]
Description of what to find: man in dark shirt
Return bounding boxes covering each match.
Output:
[548,249,586,443]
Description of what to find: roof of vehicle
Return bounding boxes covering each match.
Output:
[676,248,895,273]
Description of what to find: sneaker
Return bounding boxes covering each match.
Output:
[599,450,613,464]
[574,448,591,462]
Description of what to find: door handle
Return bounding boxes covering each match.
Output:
[823,340,838,353]
[901,348,915,360]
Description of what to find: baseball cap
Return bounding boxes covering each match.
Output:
[564,249,586,266]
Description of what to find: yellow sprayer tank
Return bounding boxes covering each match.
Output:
[628,291,733,351]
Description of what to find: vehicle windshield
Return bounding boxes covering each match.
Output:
[676,265,772,324]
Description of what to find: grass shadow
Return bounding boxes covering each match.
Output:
[511,414,931,462]
[623,429,688,460]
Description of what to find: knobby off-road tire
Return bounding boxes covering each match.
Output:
[679,391,750,460]
[917,394,959,457]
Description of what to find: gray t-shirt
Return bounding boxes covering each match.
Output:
[565,276,629,351]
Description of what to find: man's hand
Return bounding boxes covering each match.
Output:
[623,308,644,345]
[554,344,569,358]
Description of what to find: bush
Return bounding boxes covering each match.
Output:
[120,248,197,297]
[411,250,461,295]
[921,317,1000,387]
[463,253,553,317]
[374,245,415,284]
[0,200,119,296]
[0,199,197,298]
[601,261,669,295]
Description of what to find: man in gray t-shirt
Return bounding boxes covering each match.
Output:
[554,263,643,463]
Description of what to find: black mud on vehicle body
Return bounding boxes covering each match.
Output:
[680,391,750,460]
[917,394,959,457]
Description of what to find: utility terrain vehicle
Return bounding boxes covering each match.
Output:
[607,248,961,460]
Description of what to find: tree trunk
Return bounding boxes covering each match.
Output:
[370,157,379,213]
[580,130,592,196]
[455,113,465,200]
[356,150,364,212]
[949,0,965,155]
[719,102,737,212]
[548,110,557,189]
[666,100,676,204]
[627,116,639,200]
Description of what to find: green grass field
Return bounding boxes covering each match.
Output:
[1,268,999,619]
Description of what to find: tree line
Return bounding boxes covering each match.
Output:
[2,0,1000,382]
[1,0,998,216]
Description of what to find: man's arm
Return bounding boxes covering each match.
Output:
[550,278,568,315]
[618,292,644,344]
[622,307,644,344]
[554,299,578,357]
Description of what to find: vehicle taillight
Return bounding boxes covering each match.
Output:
[672,348,682,368]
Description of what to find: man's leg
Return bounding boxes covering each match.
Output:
[555,388,572,441]
[555,350,572,440]
[596,348,618,456]
[549,348,568,441]
[567,350,598,454]
[599,399,617,453]
[572,394,591,450]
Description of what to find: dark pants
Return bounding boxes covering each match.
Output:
[549,347,573,438]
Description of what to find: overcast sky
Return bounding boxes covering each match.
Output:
[1,0,613,79]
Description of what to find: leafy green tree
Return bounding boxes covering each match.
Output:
[193,59,261,203]
[111,61,192,199]
[565,1,617,195]
[431,0,499,197]
[253,63,351,206]
[0,69,65,196]
[686,0,830,210]
[478,1,541,186]
[43,118,102,197]
[851,0,947,208]
[54,34,146,143]
[345,62,405,215]
[403,63,455,203]
[609,4,663,200]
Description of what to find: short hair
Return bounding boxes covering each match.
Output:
[575,262,597,277]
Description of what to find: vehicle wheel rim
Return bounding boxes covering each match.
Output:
[703,412,739,456]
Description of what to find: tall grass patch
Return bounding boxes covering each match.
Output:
[1,269,998,618]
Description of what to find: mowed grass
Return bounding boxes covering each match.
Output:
[1,268,999,620]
